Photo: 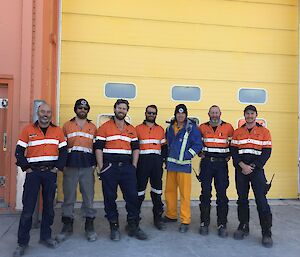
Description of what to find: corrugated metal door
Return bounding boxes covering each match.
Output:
[59,0,298,201]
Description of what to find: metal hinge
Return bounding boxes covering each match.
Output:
[0,98,8,109]
[3,132,7,151]
[0,176,5,187]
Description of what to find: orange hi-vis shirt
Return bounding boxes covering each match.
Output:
[199,121,234,158]
[63,118,96,153]
[231,123,272,155]
[63,118,97,167]
[135,122,166,155]
[95,119,139,162]
[231,123,272,168]
[16,122,67,169]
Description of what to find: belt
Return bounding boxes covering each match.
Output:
[204,157,226,162]
[31,165,54,172]
[111,162,130,167]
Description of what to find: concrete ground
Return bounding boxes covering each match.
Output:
[1,200,300,257]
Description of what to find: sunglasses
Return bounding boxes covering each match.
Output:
[77,106,88,110]
[146,111,157,115]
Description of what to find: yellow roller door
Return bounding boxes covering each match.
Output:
[59,0,298,201]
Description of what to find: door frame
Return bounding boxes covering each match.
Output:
[0,75,15,208]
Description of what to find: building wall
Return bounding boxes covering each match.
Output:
[0,0,59,209]
[59,0,298,200]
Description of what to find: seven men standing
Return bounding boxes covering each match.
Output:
[13,100,274,251]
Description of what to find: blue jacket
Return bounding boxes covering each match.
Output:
[166,119,202,173]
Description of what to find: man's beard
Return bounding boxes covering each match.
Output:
[114,111,126,120]
[38,116,51,127]
[146,117,155,123]
[210,118,220,126]
[76,111,88,119]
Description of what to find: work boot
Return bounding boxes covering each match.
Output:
[13,245,27,257]
[217,205,228,229]
[109,221,121,241]
[262,231,273,248]
[233,223,249,240]
[85,217,97,242]
[39,238,59,249]
[161,216,177,223]
[199,204,210,235]
[154,215,166,230]
[217,224,228,238]
[260,213,273,248]
[126,219,147,240]
[179,223,189,233]
[55,217,73,243]
[199,222,209,235]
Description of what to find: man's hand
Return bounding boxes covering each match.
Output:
[198,153,205,159]
[225,156,231,162]
[26,168,33,173]
[239,162,254,175]
[50,167,59,173]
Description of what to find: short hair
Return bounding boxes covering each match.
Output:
[114,99,129,110]
[244,105,257,114]
[145,104,158,114]
[37,102,50,113]
[208,105,221,112]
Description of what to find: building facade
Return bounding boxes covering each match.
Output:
[0,0,299,209]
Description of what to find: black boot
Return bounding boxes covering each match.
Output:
[233,223,249,240]
[13,244,27,257]
[55,216,73,242]
[234,205,250,240]
[217,205,228,238]
[126,219,147,240]
[151,191,165,230]
[110,221,121,241]
[199,204,210,235]
[153,212,166,231]
[217,224,228,238]
[260,213,273,248]
[85,217,97,242]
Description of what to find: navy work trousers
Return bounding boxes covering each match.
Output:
[235,166,271,224]
[199,158,229,225]
[100,162,139,222]
[136,154,164,217]
[18,169,57,246]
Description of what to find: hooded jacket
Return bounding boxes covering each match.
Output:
[166,118,202,173]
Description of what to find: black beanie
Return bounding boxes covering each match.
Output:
[174,104,188,116]
[74,98,90,113]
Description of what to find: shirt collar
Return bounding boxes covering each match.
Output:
[34,120,55,127]
[70,117,92,122]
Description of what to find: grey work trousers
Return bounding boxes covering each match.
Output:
[61,167,96,218]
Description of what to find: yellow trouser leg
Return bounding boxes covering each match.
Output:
[178,172,192,224]
[165,171,178,219]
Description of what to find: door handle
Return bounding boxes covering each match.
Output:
[3,132,7,151]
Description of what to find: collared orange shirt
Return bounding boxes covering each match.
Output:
[136,122,166,155]
[199,121,234,158]
[63,118,97,167]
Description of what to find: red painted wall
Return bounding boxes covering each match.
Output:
[0,0,59,209]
